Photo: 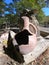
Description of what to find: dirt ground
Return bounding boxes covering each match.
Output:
[31,47,49,65]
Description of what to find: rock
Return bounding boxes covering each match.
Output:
[45,35,49,39]
[0,54,20,65]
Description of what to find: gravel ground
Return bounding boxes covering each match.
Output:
[31,47,49,65]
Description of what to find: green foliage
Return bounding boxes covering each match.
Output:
[15,0,46,23]
[0,18,5,24]
[0,1,6,14]
[42,16,49,23]
[0,0,46,26]
[36,10,45,22]
[5,14,18,24]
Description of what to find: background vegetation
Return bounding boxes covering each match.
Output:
[0,0,49,28]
